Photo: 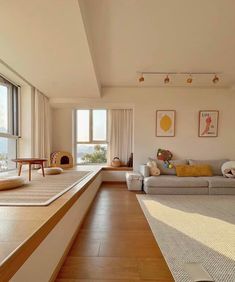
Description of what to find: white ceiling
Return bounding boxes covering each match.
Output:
[0,0,100,98]
[81,0,235,88]
[0,0,235,96]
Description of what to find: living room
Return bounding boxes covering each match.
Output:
[0,1,235,281]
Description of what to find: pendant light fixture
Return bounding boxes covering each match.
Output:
[139,73,144,82]
[187,74,193,84]
[212,74,219,84]
[164,75,170,84]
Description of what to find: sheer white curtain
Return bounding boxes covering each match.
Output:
[33,89,51,165]
[108,109,133,165]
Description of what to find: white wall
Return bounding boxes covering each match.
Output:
[102,170,126,182]
[51,87,235,170]
[52,108,74,153]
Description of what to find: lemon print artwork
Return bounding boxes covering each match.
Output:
[156,110,175,137]
[160,114,172,132]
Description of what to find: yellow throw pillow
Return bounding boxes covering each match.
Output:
[176,165,213,177]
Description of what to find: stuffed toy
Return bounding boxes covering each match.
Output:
[147,160,160,176]
[157,148,174,169]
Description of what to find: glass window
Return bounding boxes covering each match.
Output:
[0,137,17,171]
[76,110,90,142]
[0,85,9,133]
[75,109,107,164]
[93,110,107,141]
[0,77,19,172]
[76,144,107,164]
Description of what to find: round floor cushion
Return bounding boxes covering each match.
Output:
[0,176,25,191]
[37,167,63,175]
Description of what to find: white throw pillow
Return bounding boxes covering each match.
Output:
[221,161,235,178]
[37,167,63,175]
[0,176,25,190]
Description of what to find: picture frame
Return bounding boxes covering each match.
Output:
[198,110,219,137]
[156,110,176,137]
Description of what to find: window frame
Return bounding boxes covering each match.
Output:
[0,77,20,172]
[74,109,108,165]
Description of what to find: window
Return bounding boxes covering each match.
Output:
[75,109,107,164]
[0,76,19,171]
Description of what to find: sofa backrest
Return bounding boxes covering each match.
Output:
[149,158,188,175]
[188,159,229,176]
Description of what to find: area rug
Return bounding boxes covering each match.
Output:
[0,170,91,206]
[137,194,235,282]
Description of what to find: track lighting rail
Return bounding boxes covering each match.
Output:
[137,72,221,84]
[137,72,221,75]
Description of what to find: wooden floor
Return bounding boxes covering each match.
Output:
[56,183,173,281]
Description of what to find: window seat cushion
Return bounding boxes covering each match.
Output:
[37,167,63,175]
[0,176,25,190]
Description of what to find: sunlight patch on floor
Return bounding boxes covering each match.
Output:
[142,199,235,260]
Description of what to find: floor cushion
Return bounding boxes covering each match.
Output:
[37,167,63,175]
[0,176,25,190]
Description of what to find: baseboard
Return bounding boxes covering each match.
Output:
[49,182,102,282]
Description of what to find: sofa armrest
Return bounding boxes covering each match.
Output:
[139,165,150,177]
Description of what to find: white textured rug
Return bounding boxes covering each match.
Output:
[137,195,235,282]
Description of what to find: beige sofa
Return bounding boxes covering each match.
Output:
[140,159,235,195]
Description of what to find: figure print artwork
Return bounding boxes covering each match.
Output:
[198,110,219,137]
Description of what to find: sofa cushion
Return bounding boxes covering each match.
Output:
[204,176,235,188]
[149,159,188,175]
[144,175,208,188]
[188,159,228,176]
[176,165,213,177]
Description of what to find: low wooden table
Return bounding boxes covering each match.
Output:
[12,158,47,181]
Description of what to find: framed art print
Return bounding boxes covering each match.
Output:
[198,110,219,137]
[156,110,175,137]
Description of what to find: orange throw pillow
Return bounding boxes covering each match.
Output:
[176,165,213,177]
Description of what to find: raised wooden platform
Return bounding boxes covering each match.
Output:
[0,167,102,281]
